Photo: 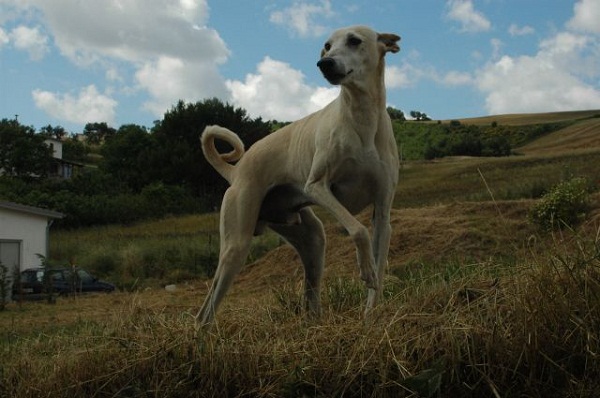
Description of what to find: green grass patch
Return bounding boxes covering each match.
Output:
[393,119,572,160]
[50,214,281,290]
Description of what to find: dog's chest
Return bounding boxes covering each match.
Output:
[329,153,382,214]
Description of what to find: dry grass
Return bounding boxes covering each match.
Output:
[447,109,600,126]
[2,110,600,397]
[519,118,600,155]
[2,198,599,397]
[394,149,600,208]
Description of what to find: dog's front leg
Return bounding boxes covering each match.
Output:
[304,176,378,290]
[366,189,394,311]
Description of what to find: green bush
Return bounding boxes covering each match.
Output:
[0,263,9,311]
[393,120,569,160]
[529,177,591,231]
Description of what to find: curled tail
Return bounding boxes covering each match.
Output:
[200,125,245,184]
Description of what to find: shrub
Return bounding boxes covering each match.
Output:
[86,251,118,276]
[0,262,9,311]
[529,177,591,231]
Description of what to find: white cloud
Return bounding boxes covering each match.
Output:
[473,1,600,116]
[135,56,228,116]
[10,25,49,60]
[446,0,491,33]
[270,0,335,38]
[387,61,451,90]
[32,85,118,125]
[568,0,600,34]
[0,27,8,47]
[27,0,228,65]
[105,66,123,82]
[385,64,420,89]
[5,0,231,124]
[385,65,411,89]
[226,56,338,121]
[475,31,600,115]
[508,24,534,36]
[441,70,473,86]
[491,38,503,59]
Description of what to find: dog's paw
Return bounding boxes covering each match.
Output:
[361,269,378,290]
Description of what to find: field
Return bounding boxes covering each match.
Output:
[1,110,600,397]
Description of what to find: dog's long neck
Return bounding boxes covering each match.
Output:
[339,60,388,131]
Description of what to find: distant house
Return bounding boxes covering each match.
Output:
[0,200,63,274]
[44,138,84,179]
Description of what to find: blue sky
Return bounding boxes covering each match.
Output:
[1,0,600,133]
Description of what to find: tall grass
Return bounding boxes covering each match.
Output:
[2,226,599,397]
[50,213,281,290]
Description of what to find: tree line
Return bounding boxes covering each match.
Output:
[2,98,527,227]
[0,98,272,227]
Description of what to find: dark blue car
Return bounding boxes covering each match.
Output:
[12,267,115,300]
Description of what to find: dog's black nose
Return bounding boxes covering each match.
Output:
[317,57,335,72]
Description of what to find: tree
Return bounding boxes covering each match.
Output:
[100,124,153,191]
[39,125,67,140]
[149,98,271,201]
[83,122,116,145]
[0,119,53,178]
[410,110,432,121]
[387,106,405,121]
[62,138,90,163]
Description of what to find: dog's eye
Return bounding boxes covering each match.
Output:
[347,36,362,47]
[324,42,331,51]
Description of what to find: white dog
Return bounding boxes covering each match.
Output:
[197,25,400,327]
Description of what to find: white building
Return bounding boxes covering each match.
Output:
[0,200,63,273]
[44,138,83,179]
[45,137,63,160]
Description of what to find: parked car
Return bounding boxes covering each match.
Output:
[12,267,115,301]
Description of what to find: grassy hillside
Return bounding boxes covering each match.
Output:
[395,109,600,161]
[448,109,600,126]
[520,116,600,155]
[49,213,280,290]
[2,110,600,397]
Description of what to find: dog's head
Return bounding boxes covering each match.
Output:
[317,25,400,86]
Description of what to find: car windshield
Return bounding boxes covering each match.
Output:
[52,271,65,282]
[20,270,43,283]
[77,269,94,283]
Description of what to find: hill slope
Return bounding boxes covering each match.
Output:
[450,109,600,126]
[234,196,600,296]
[519,116,600,155]
[233,108,600,295]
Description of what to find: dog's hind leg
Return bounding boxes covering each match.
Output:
[196,186,257,329]
[269,207,326,317]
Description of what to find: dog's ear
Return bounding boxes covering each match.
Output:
[378,33,401,54]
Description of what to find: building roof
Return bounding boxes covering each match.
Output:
[0,200,64,219]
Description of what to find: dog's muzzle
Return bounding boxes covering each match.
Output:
[317,57,351,84]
